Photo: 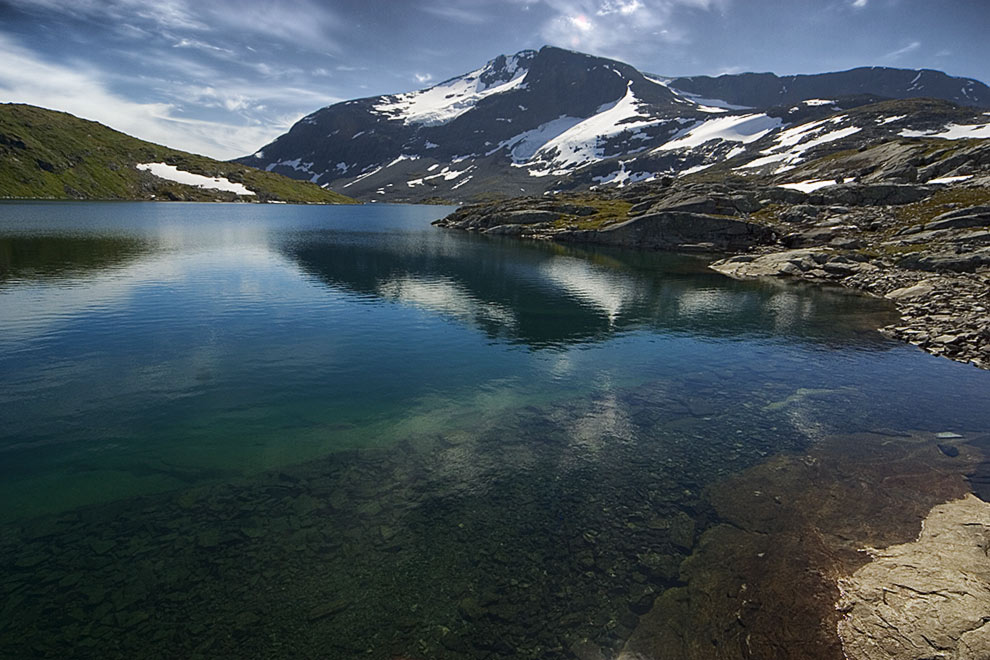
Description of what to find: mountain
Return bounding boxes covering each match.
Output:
[668,67,990,110]
[239,46,990,203]
[0,104,354,203]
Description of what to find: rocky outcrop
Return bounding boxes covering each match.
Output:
[711,249,990,368]
[837,494,990,660]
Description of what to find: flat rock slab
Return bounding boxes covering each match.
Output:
[837,494,990,660]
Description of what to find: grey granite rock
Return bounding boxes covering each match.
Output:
[837,494,990,660]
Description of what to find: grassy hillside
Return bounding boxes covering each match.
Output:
[0,104,355,204]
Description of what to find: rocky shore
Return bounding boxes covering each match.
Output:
[434,145,990,369]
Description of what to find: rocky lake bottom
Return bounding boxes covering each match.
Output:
[1,202,989,659]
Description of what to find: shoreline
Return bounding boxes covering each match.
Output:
[712,248,990,369]
[434,178,990,370]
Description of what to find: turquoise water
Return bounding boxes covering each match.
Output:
[1,201,988,658]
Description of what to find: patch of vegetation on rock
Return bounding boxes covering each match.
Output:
[0,104,355,204]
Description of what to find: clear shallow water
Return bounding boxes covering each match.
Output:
[1,201,988,658]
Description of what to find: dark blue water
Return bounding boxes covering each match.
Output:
[1,201,988,658]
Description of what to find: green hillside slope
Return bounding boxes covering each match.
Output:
[0,104,355,204]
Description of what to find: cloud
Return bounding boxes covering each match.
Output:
[0,34,307,158]
[420,3,490,24]
[851,0,867,8]
[535,0,728,59]
[881,40,921,62]
[415,73,434,84]
[173,38,233,55]
[7,0,340,50]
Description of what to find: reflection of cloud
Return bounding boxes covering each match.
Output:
[764,290,815,334]
[565,390,634,453]
[675,287,742,319]
[377,275,517,329]
[0,245,310,346]
[541,256,638,323]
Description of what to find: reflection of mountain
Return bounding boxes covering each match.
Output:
[0,234,150,284]
[280,231,897,349]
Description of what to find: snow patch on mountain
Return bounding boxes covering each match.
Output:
[406,165,474,187]
[739,117,862,173]
[372,55,530,126]
[667,88,752,113]
[526,82,665,175]
[592,161,656,187]
[493,115,586,162]
[655,113,782,152]
[778,178,854,192]
[136,163,255,195]
[900,122,990,140]
[928,174,974,184]
[878,115,907,125]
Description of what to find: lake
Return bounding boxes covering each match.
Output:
[1,201,988,658]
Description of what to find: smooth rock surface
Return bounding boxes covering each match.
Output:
[837,494,990,660]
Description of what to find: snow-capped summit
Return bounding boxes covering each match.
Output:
[238,46,990,202]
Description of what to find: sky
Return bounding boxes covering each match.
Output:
[0,0,987,160]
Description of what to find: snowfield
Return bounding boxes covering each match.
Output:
[372,54,530,126]
[527,82,665,175]
[655,113,782,152]
[136,163,255,195]
[900,122,990,140]
[778,178,855,192]
[737,117,862,173]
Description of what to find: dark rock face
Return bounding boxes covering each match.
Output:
[558,212,775,251]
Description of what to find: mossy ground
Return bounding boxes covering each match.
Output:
[552,198,633,230]
[893,186,990,228]
[0,104,355,204]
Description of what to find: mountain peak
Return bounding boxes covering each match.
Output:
[238,47,990,203]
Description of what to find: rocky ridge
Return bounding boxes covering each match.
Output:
[434,136,990,368]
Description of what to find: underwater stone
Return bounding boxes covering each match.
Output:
[307,599,351,622]
[668,513,696,551]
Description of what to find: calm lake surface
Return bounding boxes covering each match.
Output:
[1,201,988,658]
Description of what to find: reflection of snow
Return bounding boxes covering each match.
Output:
[541,257,638,323]
[377,275,516,328]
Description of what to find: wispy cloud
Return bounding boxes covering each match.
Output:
[0,34,320,158]
[535,0,728,60]
[420,2,490,24]
[173,38,233,55]
[881,40,921,62]
[851,0,867,8]
[8,0,340,49]
[415,73,434,84]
